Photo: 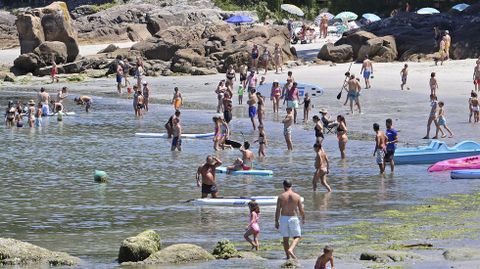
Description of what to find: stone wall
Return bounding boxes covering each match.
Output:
[0,0,113,10]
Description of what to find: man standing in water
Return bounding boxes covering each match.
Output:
[196,156,223,198]
[347,75,362,114]
[385,119,398,173]
[286,82,300,123]
[373,123,387,174]
[360,56,373,89]
[275,179,305,260]
[116,61,124,94]
[171,117,182,151]
[248,90,258,130]
[283,107,294,151]
[165,110,181,138]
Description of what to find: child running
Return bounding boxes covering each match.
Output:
[314,246,335,269]
[301,93,311,123]
[436,101,454,138]
[400,64,409,90]
[244,200,260,251]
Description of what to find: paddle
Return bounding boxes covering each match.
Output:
[336,62,353,100]
[225,140,242,148]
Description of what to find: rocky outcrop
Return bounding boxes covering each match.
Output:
[360,251,420,263]
[443,248,480,261]
[361,4,480,60]
[317,43,353,63]
[33,41,68,64]
[16,1,79,61]
[320,31,397,62]
[142,244,215,264]
[118,230,162,263]
[0,238,79,266]
[0,11,19,49]
[132,23,294,75]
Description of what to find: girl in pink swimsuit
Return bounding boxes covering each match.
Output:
[244,200,260,250]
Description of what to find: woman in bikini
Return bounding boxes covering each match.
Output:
[336,115,348,159]
[226,65,236,88]
[256,92,265,126]
[423,94,445,139]
[270,80,282,113]
[261,47,271,75]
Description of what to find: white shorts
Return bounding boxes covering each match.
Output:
[279,216,301,238]
[376,149,385,165]
[287,100,299,109]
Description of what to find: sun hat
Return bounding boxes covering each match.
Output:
[28,100,35,105]
[142,81,147,85]
[319,108,328,114]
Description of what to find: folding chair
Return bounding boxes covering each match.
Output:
[322,117,337,134]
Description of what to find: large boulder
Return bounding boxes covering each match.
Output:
[118,230,162,263]
[362,7,480,60]
[33,41,68,64]
[142,244,215,265]
[13,53,41,73]
[335,30,377,58]
[16,1,79,62]
[16,13,45,54]
[317,43,353,63]
[357,35,397,62]
[0,238,79,266]
[0,10,19,49]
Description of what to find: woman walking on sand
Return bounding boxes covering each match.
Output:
[261,47,271,75]
[423,94,444,139]
[336,115,348,159]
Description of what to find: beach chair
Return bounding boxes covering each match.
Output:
[322,117,337,134]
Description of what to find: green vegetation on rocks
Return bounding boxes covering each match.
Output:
[212,239,238,259]
[118,229,162,263]
[0,238,79,266]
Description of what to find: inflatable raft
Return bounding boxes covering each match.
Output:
[216,166,273,176]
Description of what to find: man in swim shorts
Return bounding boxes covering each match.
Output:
[196,155,222,198]
[165,110,181,138]
[347,75,362,114]
[282,107,294,151]
[373,123,387,174]
[275,179,305,260]
[360,55,373,89]
[385,118,398,173]
[171,117,182,151]
[248,91,258,130]
[74,95,92,113]
[473,62,480,92]
[116,60,124,94]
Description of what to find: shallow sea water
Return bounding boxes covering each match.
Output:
[1,89,480,268]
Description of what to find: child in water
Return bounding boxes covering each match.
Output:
[314,246,335,269]
[255,124,267,157]
[238,85,244,105]
[301,93,311,123]
[244,200,260,251]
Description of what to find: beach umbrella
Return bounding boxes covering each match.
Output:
[451,3,469,12]
[334,11,358,21]
[280,4,304,17]
[225,15,254,24]
[314,12,334,25]
[416,7,440,15]
[362,13,381,22]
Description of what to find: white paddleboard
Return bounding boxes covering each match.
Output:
[256,82,324,98]
[216,166,273,176]
[191,196,304,206]
[135,132,215,139]
[46,111,76,116]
